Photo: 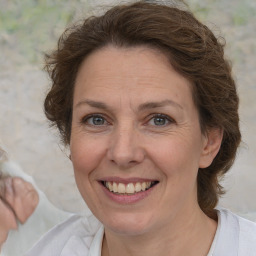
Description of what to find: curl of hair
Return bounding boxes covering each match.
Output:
[44,1,241,217]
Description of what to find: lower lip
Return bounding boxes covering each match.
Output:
[100,183,157,204]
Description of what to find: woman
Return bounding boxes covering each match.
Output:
[26,1,256,255]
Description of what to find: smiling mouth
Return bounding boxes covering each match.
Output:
[101,181,158,195]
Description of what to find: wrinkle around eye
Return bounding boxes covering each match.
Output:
[80,113,110,126]
[85,116,107,126]
[75,114,113,134]
[146,114,176,127]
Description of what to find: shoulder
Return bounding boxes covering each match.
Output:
[216,208,256,255]
[25,213,103,256]
[236,211,256,254]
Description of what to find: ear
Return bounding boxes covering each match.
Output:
[199,128,223,169]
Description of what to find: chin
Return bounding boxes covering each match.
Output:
[101,212,154,236]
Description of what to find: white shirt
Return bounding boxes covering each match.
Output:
[25,208,256,256]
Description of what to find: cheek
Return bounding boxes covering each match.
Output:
[148,136,202,179]
[70,137,100,202]
[70,134,106,178]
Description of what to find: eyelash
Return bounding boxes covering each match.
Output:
[81,114,109,126]
[80,113,175,127]
[146,114,175,127]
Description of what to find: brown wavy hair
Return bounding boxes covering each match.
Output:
[44,1,241,217]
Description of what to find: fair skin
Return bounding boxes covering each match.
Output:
[70,46,223,256]
[0,176,39,248]
[0,196,17,248]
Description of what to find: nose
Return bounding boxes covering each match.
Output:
[107,126,145,169]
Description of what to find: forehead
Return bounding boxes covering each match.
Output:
[74,46,194,109]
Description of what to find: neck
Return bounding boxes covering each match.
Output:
[102,207,217,256]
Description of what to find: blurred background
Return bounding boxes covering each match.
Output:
[0,0,256,214]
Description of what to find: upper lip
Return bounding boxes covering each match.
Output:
[98,177,159,184]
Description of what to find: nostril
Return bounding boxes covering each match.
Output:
[107,130,145,166]
[108,145,145,168]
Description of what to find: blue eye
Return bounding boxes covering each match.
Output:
[148,114,173,126]
[153,117,167,126]
[83,115,107,126]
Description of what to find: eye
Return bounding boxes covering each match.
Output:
[148,114,174,126]
[82,115,108,126]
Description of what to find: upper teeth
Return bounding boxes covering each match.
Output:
[105,181,153,194]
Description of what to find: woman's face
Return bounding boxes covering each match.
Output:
[70,46,215,235]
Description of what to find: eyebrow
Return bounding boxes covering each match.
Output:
[75,99,108,110]
[138,99,183,111]
[75,99,183,111]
